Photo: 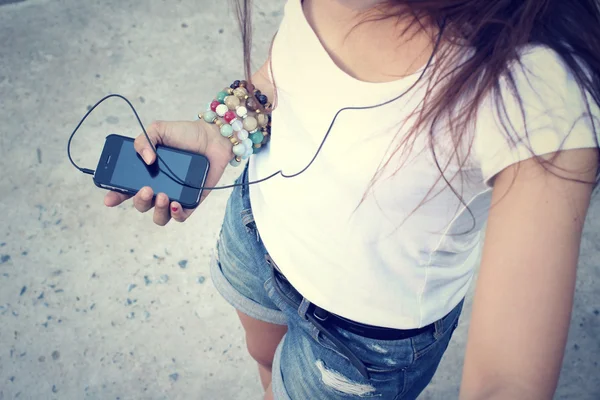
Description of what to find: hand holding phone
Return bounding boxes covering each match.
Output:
[102,120,234,225]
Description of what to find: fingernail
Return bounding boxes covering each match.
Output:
[142,149,153,164]
[141,189,151,201]
[171,206,178,213]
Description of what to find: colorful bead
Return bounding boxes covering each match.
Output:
[224,95,241,110]
[250,131,264,144]
[201,79,273,167]
[257,113,269,127]
[201,111,217,123]
[233,87,248,98]
[243,116,258,132]
[216,91,228,103]
[224,110,237,124]
[237,129,249,141]
[231,120,244,132]
[232,143,246,157]
[246,97,259,111]
[216,104,229,117]
[220,124,234,137]
[236,106,248,118]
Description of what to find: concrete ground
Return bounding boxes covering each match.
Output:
[0,0,598,399]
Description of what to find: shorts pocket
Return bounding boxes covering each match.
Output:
[313,324,414,375]
[264,277,291,312]
[240,208,258,236]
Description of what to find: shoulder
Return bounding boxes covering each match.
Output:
[473,44,599,186]
[504,44,586,105]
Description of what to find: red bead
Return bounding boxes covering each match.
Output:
[210,101,220,112]
[224,110,236,124]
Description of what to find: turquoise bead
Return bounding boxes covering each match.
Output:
[249,131,264,144]
[229,158,242,167]
[216,91,228,103]
[202,111,217,123]
[220,124,234,137]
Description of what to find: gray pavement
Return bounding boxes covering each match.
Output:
[0,1,598,399]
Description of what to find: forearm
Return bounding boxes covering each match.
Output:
[460,382,550,400]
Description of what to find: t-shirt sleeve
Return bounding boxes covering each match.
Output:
[474,45,599,187]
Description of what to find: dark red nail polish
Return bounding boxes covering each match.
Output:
[171,206,178,212]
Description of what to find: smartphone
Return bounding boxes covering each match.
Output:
[93,134,209,209]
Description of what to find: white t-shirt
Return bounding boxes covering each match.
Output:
[248,0,599,329]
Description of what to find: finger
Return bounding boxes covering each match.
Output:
[170,201,195,223]
[153,193,171,226]
[104,191,131,207]
[133,187,154,213]
[180,206,196,220]
[134,121,163,165]
[170,201,186,223]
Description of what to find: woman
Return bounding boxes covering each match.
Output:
[105,0,600,398]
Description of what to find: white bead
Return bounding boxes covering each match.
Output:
[232,144,246,157]
[237,129,249,141]
[244,147,254,158]
[216,104,228,117]
[243,138,253,149]
[231,119,244,132]
[236,106,248,118]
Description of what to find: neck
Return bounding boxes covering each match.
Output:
[332,0,387,11]
[302,0,436,83]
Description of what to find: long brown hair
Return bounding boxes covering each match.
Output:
[233,0,600,228]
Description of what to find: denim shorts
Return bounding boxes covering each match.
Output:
[210,166,464,400]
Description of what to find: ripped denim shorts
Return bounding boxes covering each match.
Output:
[210,164,463,400]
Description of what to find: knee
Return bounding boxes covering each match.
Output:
[246,338,276,368]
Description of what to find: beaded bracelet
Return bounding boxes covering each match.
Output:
[199,80,272,167]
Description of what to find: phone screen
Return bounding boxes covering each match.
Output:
[110,140,193,200]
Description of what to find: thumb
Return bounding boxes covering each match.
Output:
[134,121,164,165]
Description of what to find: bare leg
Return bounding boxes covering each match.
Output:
[237,310,287,390]
[264,383,275,400]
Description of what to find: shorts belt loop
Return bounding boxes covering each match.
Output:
[433,318,444,340]
[298,298,311,321]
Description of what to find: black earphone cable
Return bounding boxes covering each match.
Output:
[68,20,445,191]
